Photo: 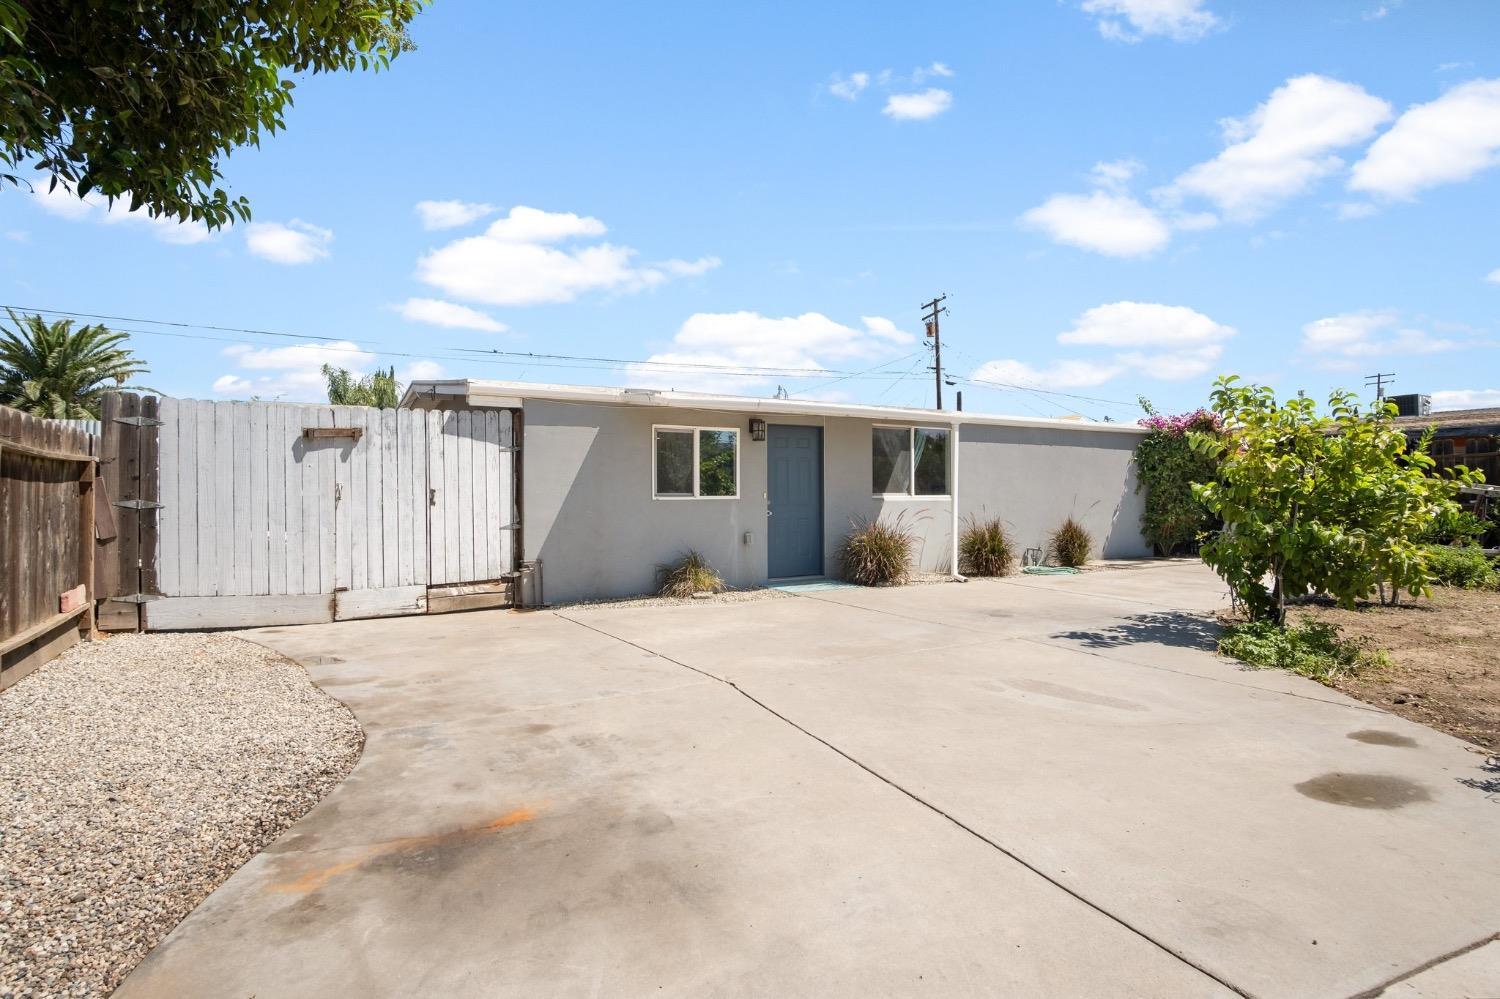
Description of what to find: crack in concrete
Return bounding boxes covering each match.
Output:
[556,611,1257,999]
[1347,931,1500,999]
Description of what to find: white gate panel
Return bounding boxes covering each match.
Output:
[149,398,513,629]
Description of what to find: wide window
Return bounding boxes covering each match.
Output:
[872,426,949,497]
[653,426,739,499]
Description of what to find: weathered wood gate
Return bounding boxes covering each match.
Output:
[0,406,98,687]
[99,395,517,630]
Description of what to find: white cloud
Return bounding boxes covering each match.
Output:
[974,301,1233,390]
[1432,388,1500,410]
[415,199,496,230]
[1080,0,1222,42]
[31,183,213,244]
[1348,79,1500,200]
[1020,190,1170,257]
[912,61,954,82]
[214,340,373,401]
[1362,1,1400,20]
[415,205,715,306]
[400,360,446,382]
[882,89,953,121]
[629,312,915,393]
[393,297,508,333]
[1487,268,1500,284]
[971,357,1124,390]
[1299,310,1465,367]
[829,71,869,100]
[245,219,332,265]
[1057,301,1234,347]
[1338,201,1379,220]
[1164,75,1393,222]
[484,205,607,243]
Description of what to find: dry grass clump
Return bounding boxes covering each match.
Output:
[959,516,1015,577]
[839,515,916,586]
[1049,517,1092,568]
[658,550,726,598]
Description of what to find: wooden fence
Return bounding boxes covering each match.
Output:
[96,395,518,630]
[0,406,98,688]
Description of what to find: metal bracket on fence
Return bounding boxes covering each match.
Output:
[113,499,164,510]
[112,415,164,427]
[110,593,162,604]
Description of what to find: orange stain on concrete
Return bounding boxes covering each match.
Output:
[268,806,540,894]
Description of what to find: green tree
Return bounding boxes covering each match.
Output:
[1,0,426,227]
[1189,377,1479,624]
[0,310,148,419]
[323,364,401,408]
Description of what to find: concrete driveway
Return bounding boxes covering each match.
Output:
[117,562,1500,999]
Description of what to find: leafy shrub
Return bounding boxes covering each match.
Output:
[1049,517,1092,568]
[958,516,1015,577]
[658,550,725,598]
[1191,378,1480,623]
[1219,619,1388,685]
[1423,544,1498,590]
[839,516,915,586]
[1135,402,1223,555]
[1419,507,1488,546]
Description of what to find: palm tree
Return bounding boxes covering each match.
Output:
[0,310,149,419]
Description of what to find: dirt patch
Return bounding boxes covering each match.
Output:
[1290,587,1500,751]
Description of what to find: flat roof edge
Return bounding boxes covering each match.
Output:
[404,379,1148,435]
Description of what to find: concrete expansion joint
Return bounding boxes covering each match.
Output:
[1347,931,1500,999]
[554,611,1257,999]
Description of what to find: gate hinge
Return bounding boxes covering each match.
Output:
[113,415,164,427]
[113,499,164,510]
[110,593,162,604]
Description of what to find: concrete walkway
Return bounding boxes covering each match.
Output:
[117,562,1499,998]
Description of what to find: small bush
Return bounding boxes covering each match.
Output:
[1424,544,1499,590]
[1219,619,1388,685]
[959,516,1014,577]
[1049,517,1092,568]
[658,550,725,598]
[1419,507,1488,546]
[839,515,915,586]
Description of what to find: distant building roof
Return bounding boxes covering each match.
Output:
[1391,407,1500,434]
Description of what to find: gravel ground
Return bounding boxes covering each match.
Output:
[553,586,793,611]
[0,633,363,999]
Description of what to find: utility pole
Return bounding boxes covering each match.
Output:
[921,294,948,410]
[1365,372,1395,402]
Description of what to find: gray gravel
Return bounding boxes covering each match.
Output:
[0,632,362,999]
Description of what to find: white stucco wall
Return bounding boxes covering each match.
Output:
[520,400,1150,603]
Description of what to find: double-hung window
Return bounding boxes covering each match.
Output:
[872,426,949,497]
[653,426,739,499]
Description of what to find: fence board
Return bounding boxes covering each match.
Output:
[158,398,180,596]
[267,404,287,595]
[249,402,269,595]
[2,405,98,684]
[139,395,160,600]
[458,409,476,583]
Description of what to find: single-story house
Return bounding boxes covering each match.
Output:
[401,380,1152,604]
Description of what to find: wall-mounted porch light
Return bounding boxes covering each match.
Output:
[749,418,767,441]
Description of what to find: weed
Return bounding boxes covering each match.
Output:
[1218,619,1388,685]
[1423,544,1499,590]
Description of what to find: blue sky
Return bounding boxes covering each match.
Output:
[3,0,1499,421]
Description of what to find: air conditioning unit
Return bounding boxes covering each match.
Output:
[1389,393,1431,417]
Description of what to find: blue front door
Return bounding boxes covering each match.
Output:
[767,425,824,578]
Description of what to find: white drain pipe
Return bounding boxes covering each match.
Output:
[950,415,966,582]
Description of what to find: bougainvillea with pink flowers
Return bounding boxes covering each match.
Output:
[1134,399,1223,555]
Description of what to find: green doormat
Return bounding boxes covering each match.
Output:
[1022,565,1081,575]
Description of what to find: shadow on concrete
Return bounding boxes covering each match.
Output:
[1456,758,1500,800]
[1050,612,1222,652]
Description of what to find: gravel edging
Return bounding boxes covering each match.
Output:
[0,632,363,999]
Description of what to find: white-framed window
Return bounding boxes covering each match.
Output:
[872,425,949,497]
[653,425,740,499]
